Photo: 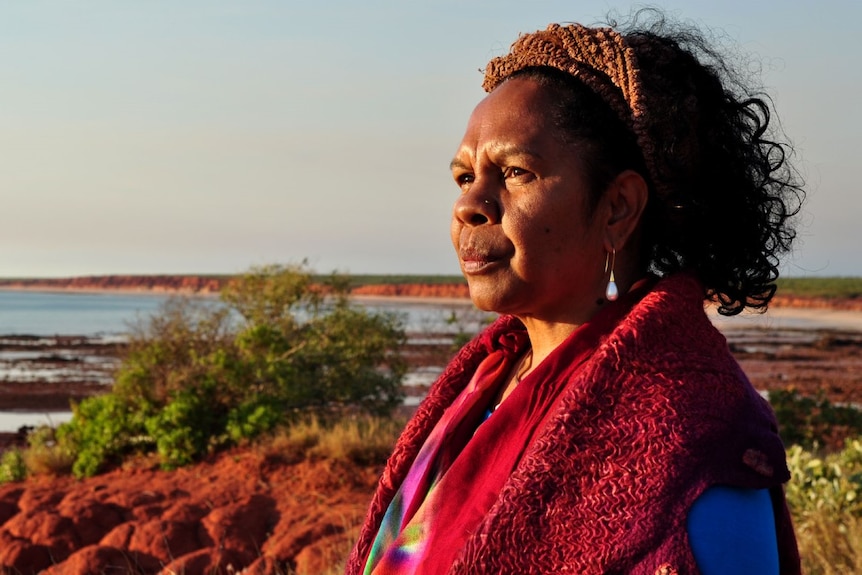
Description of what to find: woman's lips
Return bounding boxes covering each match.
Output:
[459,248,506,274]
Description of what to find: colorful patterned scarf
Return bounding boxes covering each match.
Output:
[363,287,647,575]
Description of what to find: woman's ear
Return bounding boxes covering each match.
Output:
[603,169,648,250]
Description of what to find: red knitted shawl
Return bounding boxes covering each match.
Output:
[347,274,800,575]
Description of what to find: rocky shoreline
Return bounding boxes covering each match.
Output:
[0,335,121,410]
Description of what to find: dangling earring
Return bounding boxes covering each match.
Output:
[605,248,618,302]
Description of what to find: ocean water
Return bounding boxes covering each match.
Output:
[0,290,482,336]
[0,290,172,336]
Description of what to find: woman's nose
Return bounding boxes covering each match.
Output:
[453,186,499,226]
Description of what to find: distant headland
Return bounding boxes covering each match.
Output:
[0,274,472,299]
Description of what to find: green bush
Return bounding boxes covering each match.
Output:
[144,385,222,469]
[769,389,862,451]
[786,439,862,522]
[0,449,27,483]
[57,393,153,478]
[55,263,406,476]
[776,277,862,300]
[226,398,283,443]
[786,438,862,573]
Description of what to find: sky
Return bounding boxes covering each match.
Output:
[2,1,859,278]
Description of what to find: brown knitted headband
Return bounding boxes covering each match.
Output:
[483,23,659,194]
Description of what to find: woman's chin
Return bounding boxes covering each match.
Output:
[466,281,518,315]
[469,297,499,313]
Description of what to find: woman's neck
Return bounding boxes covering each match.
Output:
[514,319,577,380]
[516,274,654,377]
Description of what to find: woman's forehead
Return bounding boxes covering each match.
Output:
[458,79,562,149]
[469,80,556,130]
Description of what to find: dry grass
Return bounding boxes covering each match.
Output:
[22,425,75,477]
[23,443,74,476]
[796,511,862,574]
[262,415,404,467]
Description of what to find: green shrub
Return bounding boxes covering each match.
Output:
[786,439,862,521]
[226,398,284,443]
[769,389,862,451]
[57,263,406,476]
[0,448,27,483]
[112,297,236,406]
[57,388,153,478]
[786,439,862,574]
[144,385,223,469]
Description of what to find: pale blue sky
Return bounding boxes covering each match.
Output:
[2,1,858,277]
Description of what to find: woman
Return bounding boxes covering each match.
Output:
[348,13,802,575]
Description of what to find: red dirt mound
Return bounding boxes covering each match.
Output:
[0,450,378,574]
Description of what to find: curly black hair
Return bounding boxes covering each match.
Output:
[501,11,804,316]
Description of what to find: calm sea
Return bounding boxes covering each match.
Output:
[0,290,481,336]
[0,290,172,336]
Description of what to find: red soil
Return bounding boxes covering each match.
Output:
[0,450,377,574]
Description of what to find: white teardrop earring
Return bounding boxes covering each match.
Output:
[605,248,618,302]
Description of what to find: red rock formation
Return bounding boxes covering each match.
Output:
[350,283,470,299]
[0,276,227,294]
[0,451,378,574]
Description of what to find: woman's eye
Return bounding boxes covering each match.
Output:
[455,173,474,186]
[503,167,528,179]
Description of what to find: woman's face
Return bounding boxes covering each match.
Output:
[450,77,612,324]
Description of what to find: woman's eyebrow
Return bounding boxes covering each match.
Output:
[489,143,544,161]
[450,146,543,172]
[449,158,471,172]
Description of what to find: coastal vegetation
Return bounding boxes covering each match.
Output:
[776,276,862,300]
[765,391,862,572]
[786,440,862,573]
[8,264,407,478]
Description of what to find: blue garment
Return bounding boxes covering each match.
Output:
[687,486,779,575]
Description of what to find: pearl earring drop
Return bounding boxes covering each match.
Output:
[605,249,618,302]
